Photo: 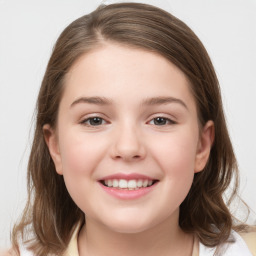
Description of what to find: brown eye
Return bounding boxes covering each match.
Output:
[154,117,168,125]
[82,117,106,126]
[149,117,176,126]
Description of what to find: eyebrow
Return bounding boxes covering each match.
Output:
[70,96,113,108]
[141,96,188,109]
[70,96,188,109]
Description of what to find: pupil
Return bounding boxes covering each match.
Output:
[154,117,166,125]
[90,117,102,125]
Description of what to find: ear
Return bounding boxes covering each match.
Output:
[43,124,63,175]
[194,120,215,173]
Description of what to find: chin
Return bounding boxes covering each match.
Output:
[107,221,152,234]
[101,213,157,234]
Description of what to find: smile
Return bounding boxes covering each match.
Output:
[101,179,157,190]
[98,173,159,199]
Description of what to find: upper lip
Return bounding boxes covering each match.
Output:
[99,173,157,181]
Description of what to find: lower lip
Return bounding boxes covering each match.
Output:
[98,182,157,200]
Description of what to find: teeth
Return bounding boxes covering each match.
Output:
[102,179,155,190]
[137,179,143,188]
[113,179,118,188]
[119,179,127,189]
[143,180,148,187]
[127,180,136,189]
[107,180,113,187]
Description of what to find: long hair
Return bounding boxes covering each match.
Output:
[11,3,243,255]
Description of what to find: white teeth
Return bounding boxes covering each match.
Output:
[127,180,136,189]
[142,180,148,187]
[102,179,155,190]
[119,179,128,189]
[113,179,118,188]
[107,180,113,187]
[137,179,143,188]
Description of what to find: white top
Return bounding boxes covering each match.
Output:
[199,230,253,256]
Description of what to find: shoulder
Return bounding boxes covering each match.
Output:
[0,248,18,256]
[199,229,255,256]
[0,250,10,256]
[239,228,256,256]
[0,244,33,256]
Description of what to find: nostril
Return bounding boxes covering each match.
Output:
[111,139,146,161]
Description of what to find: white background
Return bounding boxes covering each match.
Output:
[0,0,255,248]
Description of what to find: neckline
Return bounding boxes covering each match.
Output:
[64,225,199,256]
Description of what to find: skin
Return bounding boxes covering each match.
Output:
[44,43,214,256]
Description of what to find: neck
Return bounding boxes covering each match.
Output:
[77,211,194,256]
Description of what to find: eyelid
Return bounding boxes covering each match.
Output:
[79,114,109,126]
[147,114,177,125]
[78,113,177,126]
[148,117,176,125]
[83,117,106,124]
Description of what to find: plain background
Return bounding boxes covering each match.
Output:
[0,0,255,248]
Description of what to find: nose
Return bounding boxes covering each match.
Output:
[110,124,146,161]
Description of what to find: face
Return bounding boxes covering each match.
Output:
[44,43,213,234]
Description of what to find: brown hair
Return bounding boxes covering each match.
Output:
[11,3,244,255]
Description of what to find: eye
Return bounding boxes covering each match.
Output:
[81,117,106,126]
[149,117,176,126]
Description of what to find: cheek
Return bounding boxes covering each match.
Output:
[150,129,198,198]
[153,129,198,172]
[57,130,108,211]
[58,130,107,176]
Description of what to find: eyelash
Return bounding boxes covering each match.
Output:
[148,116,176,126]
[80,116,176,127]
[81,117,107,126]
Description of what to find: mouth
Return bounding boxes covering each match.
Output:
[100,179,159,190]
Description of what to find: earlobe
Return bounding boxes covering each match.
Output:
[194,120,215,173]
[43,124,63,175]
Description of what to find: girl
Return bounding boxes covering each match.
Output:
[6,2,256,256]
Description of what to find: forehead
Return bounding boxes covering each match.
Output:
[62,43,197,113]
